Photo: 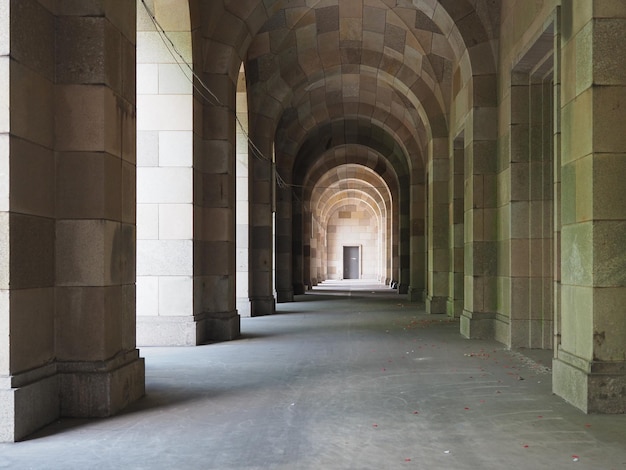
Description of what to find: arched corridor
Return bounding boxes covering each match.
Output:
[1,286,625,468]
[2,0,626,450]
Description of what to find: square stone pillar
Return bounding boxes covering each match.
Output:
[194,71,240,340]
[275,166,294,303]
[459,95,499,339]
[248,116,276,316]
[398,182,411,295]
[426,138,449,313]
[408,178,426,302]
[553,4,626,413]
[54,2,145,420]
[1,1,145,442]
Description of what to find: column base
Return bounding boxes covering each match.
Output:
[446,298,463,318]
[0,365,59,442]
[407,286,424,302]
[276,288,294,303]
[137,316,200,346]
[425,295,446,314]
[197,310,240,342]
[250,296,276,316]
[58,350,145,418]
[554,350,626,414]
[460,310,496,339]
[398,283,409,294]
[137,311,240,346]
[293,283,306,295]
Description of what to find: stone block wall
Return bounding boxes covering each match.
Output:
[136,0,196,345]
[326,202,380,280]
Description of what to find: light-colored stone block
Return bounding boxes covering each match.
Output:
[137,130,159,167]
[137,167,192,204]
[560,284,594,361]
[0,373,59,442]
[137,63,158,94]
[159,203,192,239]
[136,316,197,346]
[137,203,159,240]
[136,239,192,276]
[137,94,193,131]
[158,63,192,94]
[0,57,8,134]
[159,130,193,167]
[0,214,6,292]
[136,276,159,317]
[158,276,192,316]
[136,31,191,64]
[0,135,7,213]
[0,289,8,374]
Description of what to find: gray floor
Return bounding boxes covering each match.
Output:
[1,280,625,469]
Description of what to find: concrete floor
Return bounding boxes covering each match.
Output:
[1,280,625,469]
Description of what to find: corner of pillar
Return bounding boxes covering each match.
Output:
[407,286,424,302]
[553,351,626,414]
[250,297,276,317]
[58,350,145,419]
[276,289,294,303]
[425,295,446,314]
[460,310,496,339]
[0,368,59,442]
[198,310,241,342]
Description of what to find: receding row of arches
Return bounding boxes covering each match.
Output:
[2,0,625,442]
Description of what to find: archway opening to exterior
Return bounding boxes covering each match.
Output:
[135,0,194,345]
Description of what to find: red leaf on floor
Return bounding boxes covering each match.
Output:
[405,458,411,462]
[413,411,419,414]
[537,416,543,418]
[584,424,591,428]
[523,445,529,448]
[373,424,378,427]
[464,407,470,410]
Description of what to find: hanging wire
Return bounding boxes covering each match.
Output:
[140,0,281,176]
[139,0,367,196]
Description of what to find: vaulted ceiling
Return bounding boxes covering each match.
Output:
[197,0,500,203]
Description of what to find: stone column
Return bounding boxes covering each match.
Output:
[426,138,450,313]
[275,169,293,303]
[195,70,240,339]
[398,179,411,294]
[460,103,499,338]
[408,178,426,302]
[302,208,312,290]
[553,4,626,413]
[0,0,60,441]
[248,118,275,316]
[291,196,305,295]
[136,0,197,345]
[53,0,143,427]
[447,139,465,317]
